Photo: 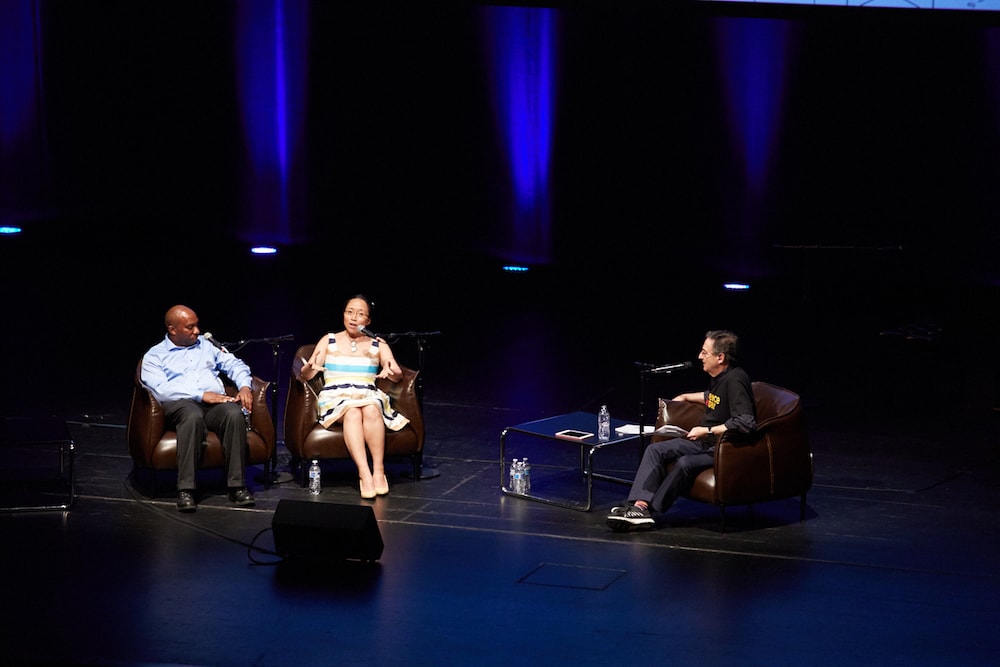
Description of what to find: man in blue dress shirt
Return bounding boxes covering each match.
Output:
[141,304,256,512]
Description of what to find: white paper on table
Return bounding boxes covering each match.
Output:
[614,424,657,436]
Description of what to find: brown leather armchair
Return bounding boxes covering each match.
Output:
[126,360,275,496]
[654,381,813,531]
[283,344,425,484]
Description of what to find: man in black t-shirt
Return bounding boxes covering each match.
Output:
[607,330,756,532]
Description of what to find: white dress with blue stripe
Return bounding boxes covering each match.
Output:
[316,334,410,431]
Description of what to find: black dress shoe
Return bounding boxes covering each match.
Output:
[177,490,197,512]
[228,487,255,506]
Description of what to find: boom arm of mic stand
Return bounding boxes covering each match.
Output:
[224,334,295,346]
[383,330,442,344]
[635,362,689,376]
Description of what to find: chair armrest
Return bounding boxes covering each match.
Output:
[283,344,319,454]
[377,365,424,445]
[654,398,705,440]
[248,376,275,450]
[126,380,165,467]
[283,376,319,455]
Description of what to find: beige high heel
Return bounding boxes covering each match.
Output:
[374,474,389,496]
[360,478,376,499]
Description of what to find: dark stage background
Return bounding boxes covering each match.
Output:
[2,1,998,422]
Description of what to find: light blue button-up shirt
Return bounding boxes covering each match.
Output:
[141,335,253,404]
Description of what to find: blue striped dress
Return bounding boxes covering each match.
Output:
[316,334,410,431]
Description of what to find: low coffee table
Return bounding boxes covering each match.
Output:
[499,411,638,511]
[0,417,75,512]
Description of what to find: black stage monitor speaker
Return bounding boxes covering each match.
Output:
[272,500,384,563]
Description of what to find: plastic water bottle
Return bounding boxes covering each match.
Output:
[509,458,519,491]
[598,405,611,442]
[308,459,322,495]
[522,458,531,491]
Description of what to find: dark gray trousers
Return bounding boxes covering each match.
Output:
[163,399,248,491]
[627,437,713,513]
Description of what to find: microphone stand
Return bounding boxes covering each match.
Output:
[634,361,691,463]
[384,330,442,479]
[227,334,296,486]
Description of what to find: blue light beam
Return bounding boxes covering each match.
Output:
[235,0,308,246]
[482,6,559,266]
[716,17,794,197]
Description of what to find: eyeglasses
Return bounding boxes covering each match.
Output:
[344,309,369,318]
[698,348,719,357]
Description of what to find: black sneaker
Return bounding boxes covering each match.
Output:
[608,503,632,517]
[606,503,654,532]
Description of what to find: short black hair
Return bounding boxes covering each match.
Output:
[706,329,740,366]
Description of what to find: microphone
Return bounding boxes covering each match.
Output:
[203,332,228,353]
[647,361,693,374]
[359,326,379,339]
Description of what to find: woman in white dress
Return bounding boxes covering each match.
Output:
[299,295,409,499]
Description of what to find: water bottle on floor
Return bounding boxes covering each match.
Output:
[509,458,519,491]
[522,458,531,491]
[308,459,322,495]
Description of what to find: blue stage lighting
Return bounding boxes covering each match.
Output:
[250,245,278,255]
[236,0,308,246]
[716,18,793,196]
[723,282,750,291]
[482,6,558,266]
[0,226,23,235]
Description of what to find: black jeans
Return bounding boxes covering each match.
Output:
[627,437,714,513]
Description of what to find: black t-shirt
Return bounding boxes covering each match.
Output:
[702,367,756,439]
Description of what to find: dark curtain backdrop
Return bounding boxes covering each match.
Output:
[2,1,999,415]
[21,4,1000,276]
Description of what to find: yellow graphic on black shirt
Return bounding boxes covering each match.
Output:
[706,392,720,410]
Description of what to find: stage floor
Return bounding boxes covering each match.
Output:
[2,248,999,665]
[2,386,998,666]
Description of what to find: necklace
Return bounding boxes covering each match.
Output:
[349,339,358,353]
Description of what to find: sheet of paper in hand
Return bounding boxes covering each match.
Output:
[652,424,689,438]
